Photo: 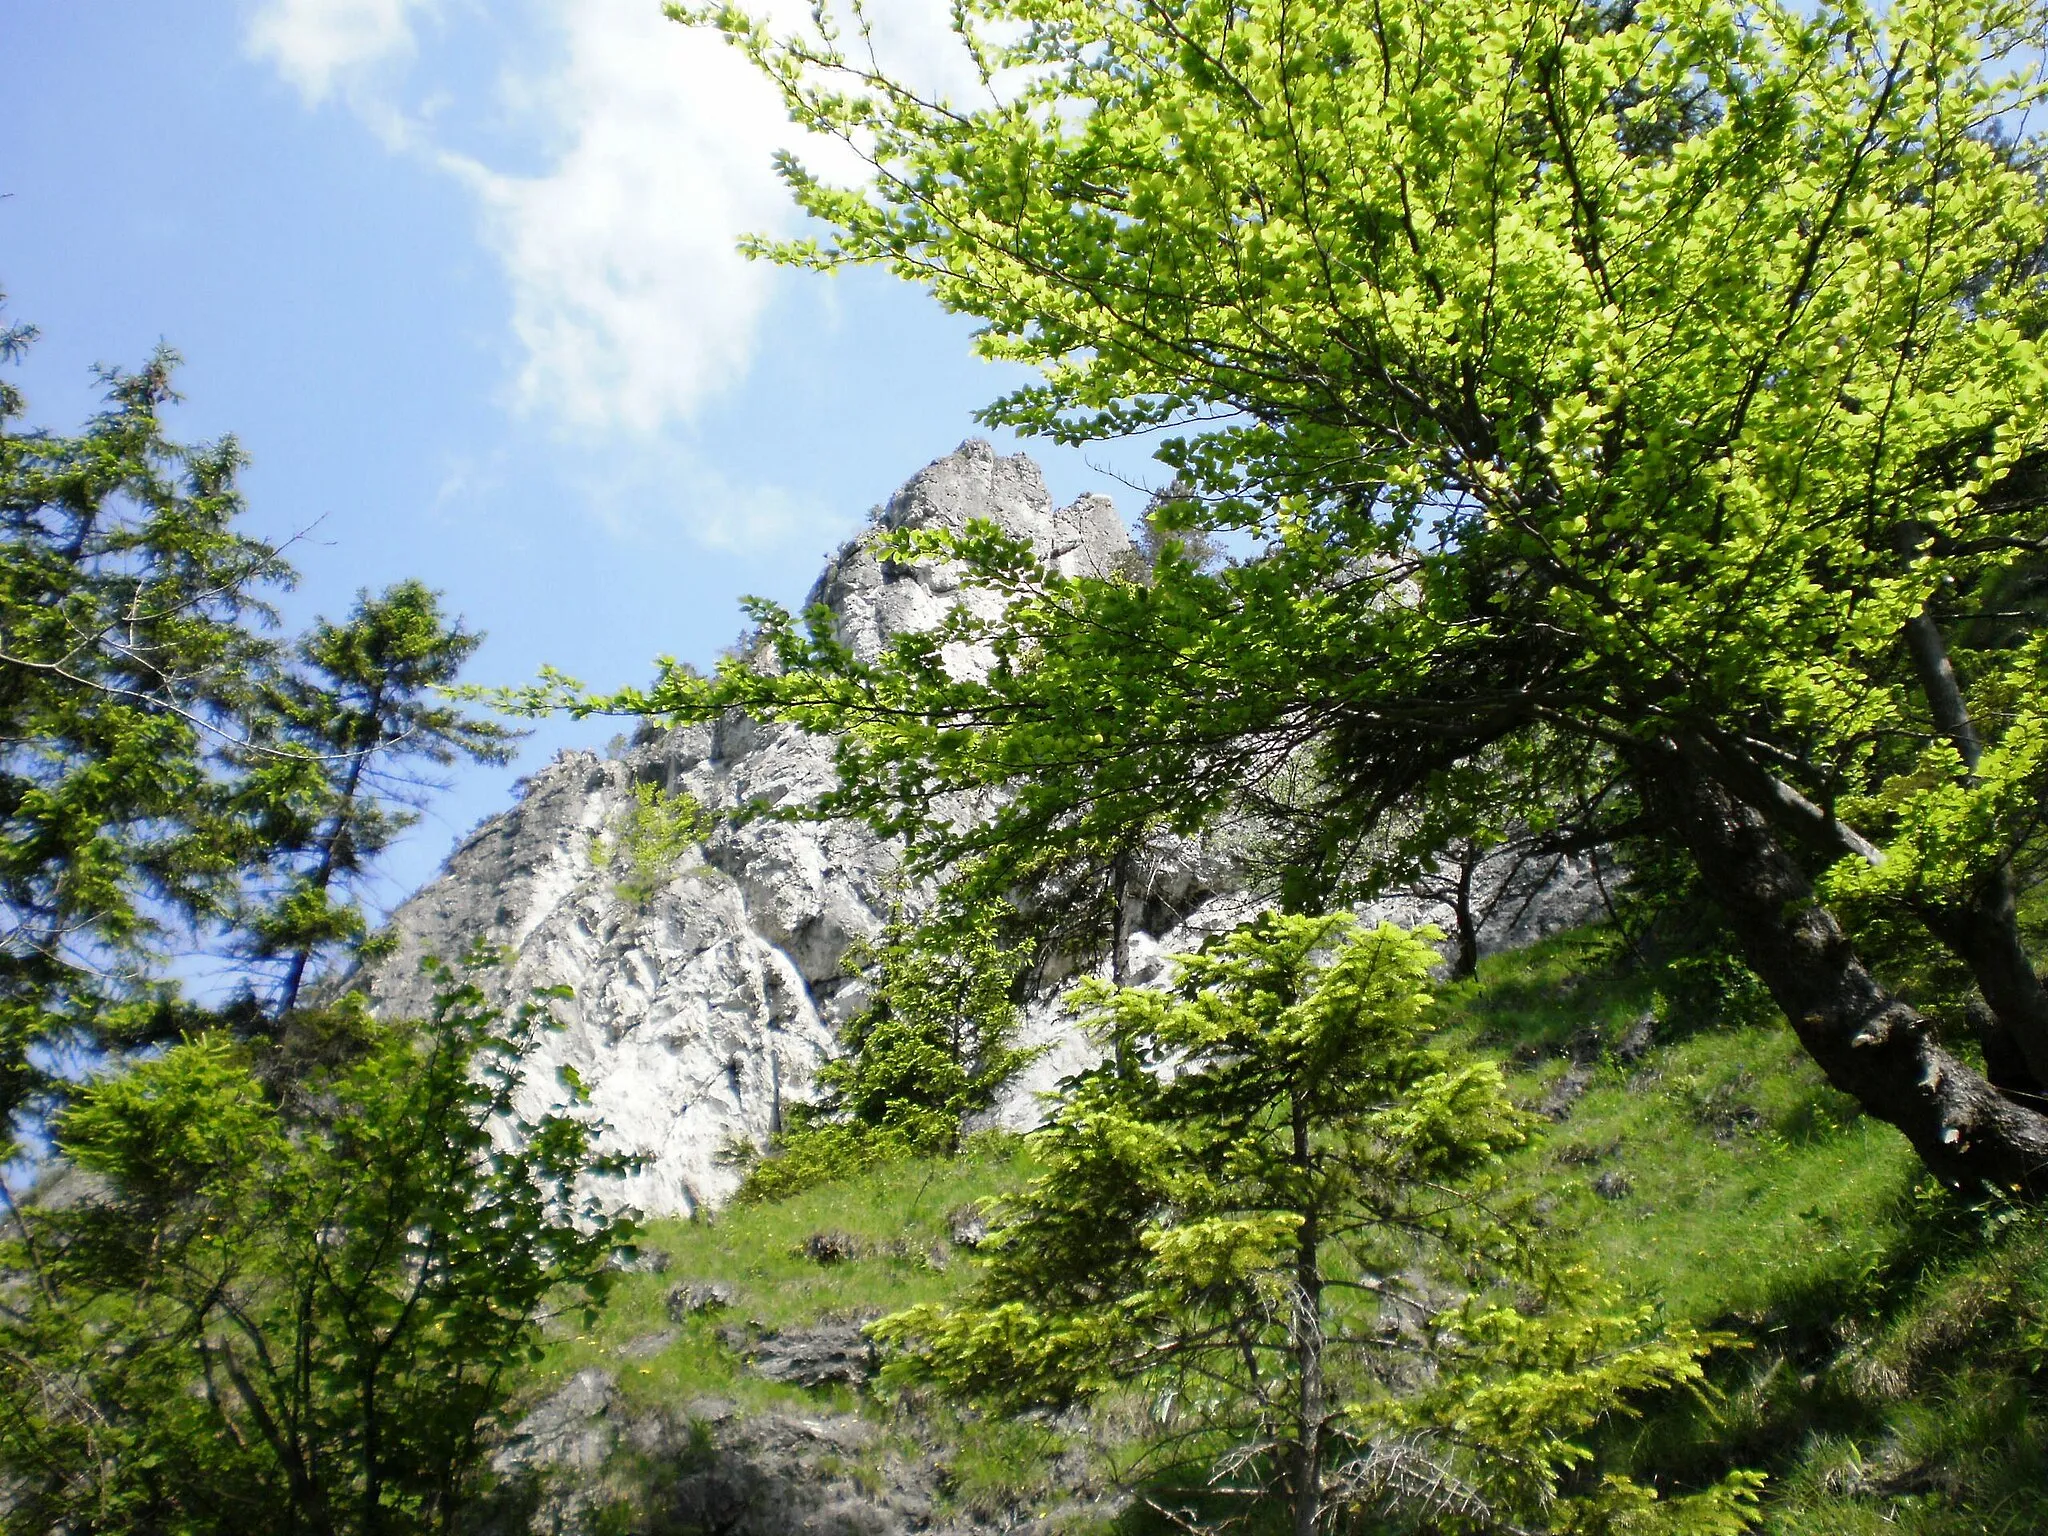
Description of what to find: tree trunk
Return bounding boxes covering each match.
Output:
[277,689,384,1018]
[1902,607,2048,1091]
[1290,1098,1323,1536]
[1449,843,1481,981]
[211,1339,337,1536]
[1110,847,1136,1080]
[1919,897,2048,1097]
[1640,744,2048,1192]
[1904,607,1985,768]
[1110,846,1133,988]
[362,1369,383,1536]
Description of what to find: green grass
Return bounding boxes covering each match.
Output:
[535,1135,1032,1415]
[1441,928,2048,1535]
[519,1135,1101,1528]
[1439,933,1918,1325]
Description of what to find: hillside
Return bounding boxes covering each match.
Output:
[491,923,2048,1535]
[16,7,2048,1534]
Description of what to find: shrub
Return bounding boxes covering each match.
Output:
[0,957,635,1535]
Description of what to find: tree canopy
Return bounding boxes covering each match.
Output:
[0,960,631,1536]
[0,305,603,1536]
[631,0,2048,1190]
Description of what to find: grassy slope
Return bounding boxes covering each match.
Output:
[530,1138,1093,1525]
[1443,930,2048,1535]
[531,927,2048,1533]
[541,1140,1035,1417]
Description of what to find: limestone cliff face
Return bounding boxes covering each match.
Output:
[360,442,1134,1216]
[361,440,1604,1216]
[806,438,1125,667]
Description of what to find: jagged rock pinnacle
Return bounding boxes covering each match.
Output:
[356,444,1136,1216]
[356,442,1602,1216]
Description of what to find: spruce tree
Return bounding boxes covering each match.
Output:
[244,581,514,1018]
[0,305,595,1535]
[738,897,1035,1199]
[1,322,290,1145]
[875,915,1759,1534]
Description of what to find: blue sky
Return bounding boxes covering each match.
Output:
[7,0,1162,908]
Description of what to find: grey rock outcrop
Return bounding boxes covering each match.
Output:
[666,1281,736,1320]
[357,443,1135,1217]
[358,439,1605,1217]
[498,1384,1117,1536]
[744,1319,880,1388]
[493,1369,619,1478]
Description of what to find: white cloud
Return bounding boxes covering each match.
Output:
[244,0,974,543]
[439,7,798,434]
[573,440,843,557]
[245,0,433,105]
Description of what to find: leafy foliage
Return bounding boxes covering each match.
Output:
[592,780,713,907]
[876,915,1758,1533]
[662,0,2048,876]
[738,899,1034,1200]
[0,956,633,1536]
[635,0,2048,1187]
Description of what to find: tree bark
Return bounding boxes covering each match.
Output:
[277,686,385,1019]
[211,1338,337,1536]
[1640,744,2048,1192]
[1110,847,1137,1081]
[1110,847,1133,989]
[1449,843,1481,981]
[1918,898,2048,1097]
[1901,606,2048,1091]
[1904,607,1985,769]
[1289,1095,1324,1536]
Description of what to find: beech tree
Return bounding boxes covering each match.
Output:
[619,0,2048,1190]
[0,962,631,1536]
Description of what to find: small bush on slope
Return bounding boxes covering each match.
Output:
[591,782,713,907]
[0,961,630,1536]
[734,900,1036,1202]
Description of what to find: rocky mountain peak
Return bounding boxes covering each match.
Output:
[807,439,1129,664]
[354,444,1137,1218]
